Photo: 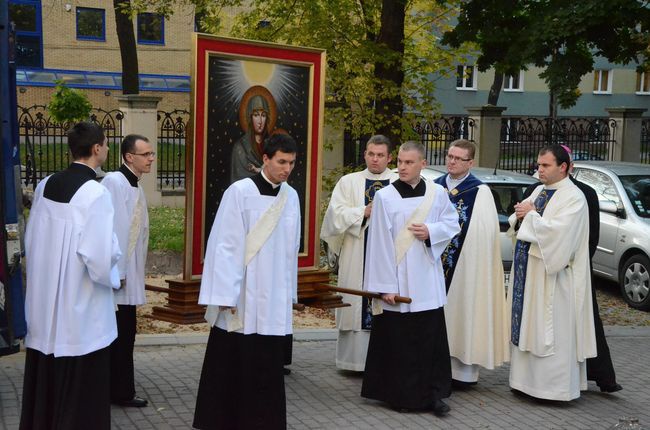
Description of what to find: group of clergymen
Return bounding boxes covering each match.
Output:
[18,122,621,430]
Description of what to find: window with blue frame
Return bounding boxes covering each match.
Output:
[8,0,43,68]
[76,7,105,41]
[137,13,164,45]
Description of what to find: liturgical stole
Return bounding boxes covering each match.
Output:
[394,182,435,265]
[244,185,288,265]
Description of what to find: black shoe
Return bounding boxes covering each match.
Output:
[452,379,477,390]
[114,396,148,407]
[283,367,291,375]
[433,399,450,417]
[599,383,623,393]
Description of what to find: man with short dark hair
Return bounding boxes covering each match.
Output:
[508,145,596,401]
[522,145,622,393]
[102,134,154,407]
[361,141,460,417]
[321,134,397,371]
[20,122,121,429]
[193,133,301,430]
[434,139,509,387]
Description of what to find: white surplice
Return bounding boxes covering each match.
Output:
[101,169,149,305]
[24,177,121,357]
[508,176,597,401]
[198,177,300,336]
[363,181,460,312]
[445,184,510,377]
[320,168,397,371]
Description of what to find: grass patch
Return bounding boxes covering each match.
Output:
[149,206,185,252]
[19,142,185,174]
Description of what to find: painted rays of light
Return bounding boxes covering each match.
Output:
[215,58,305,114]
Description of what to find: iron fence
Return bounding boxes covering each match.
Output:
[499,117,616,173]
[642,119,649,165]
[414,117,474,166]
[343,116,473,168]
[18,105,124,186]
[157,110,189,190]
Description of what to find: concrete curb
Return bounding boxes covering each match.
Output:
[135,328,338,346]
[134,326,649,346]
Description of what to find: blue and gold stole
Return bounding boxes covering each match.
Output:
[361,178,391,329]
[510,188,556,346]
[434,173,483,292]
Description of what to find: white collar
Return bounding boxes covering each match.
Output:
[261,170,281,189]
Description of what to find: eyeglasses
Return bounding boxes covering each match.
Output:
[129,152,156,158]
[446,154,472,162]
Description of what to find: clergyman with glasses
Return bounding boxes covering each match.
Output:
[101,134,154,408]
[434,139,510,388]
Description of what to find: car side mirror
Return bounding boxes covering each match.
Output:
[599,200,626,218]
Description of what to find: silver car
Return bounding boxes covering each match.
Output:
[418,166,537,271]
[572,161,650,310]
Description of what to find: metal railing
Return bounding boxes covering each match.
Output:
[499,117,616,173]
[18,105,124,186]
[642,119,649,165]
[157,110,189,190]
[414,117,474,166]
[343,116,473,168]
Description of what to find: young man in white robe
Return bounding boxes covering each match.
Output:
[102,134,153,408]
[193,133,301,430]
[361,141,460,417]
[434,139,509,387]
[320,134,397,371]
[20,122,121,430]
[508,145,597,401]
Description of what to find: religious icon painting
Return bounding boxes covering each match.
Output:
[186,34,326,278]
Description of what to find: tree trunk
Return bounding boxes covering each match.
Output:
[114,0,139,95]
[549,90,558,119]
[374,0,406,145]
[487,73,503,105]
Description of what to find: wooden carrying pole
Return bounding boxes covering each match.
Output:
[316,284,412,304]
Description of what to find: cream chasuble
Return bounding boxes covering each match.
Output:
[444,184,510,370]
[507,176,596,401]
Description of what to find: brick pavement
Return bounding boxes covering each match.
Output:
[1,328,649,429]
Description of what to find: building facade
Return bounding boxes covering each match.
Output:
[11,0,199,111]
[436,59,649,118]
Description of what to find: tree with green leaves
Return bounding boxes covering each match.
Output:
[440,0,650,116]
[222,0,467,143]
[140,0,463,144]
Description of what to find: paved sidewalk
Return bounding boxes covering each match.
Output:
[2,327,649,429]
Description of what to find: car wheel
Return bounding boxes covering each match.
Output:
[619,254,650,311]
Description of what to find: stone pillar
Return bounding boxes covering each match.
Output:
[116,95,162,206]
[606,108,647,163]
[465,106,507,169]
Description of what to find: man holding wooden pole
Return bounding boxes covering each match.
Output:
[361,141,460,417]
[320,135,397,371]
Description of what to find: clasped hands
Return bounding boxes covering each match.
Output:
[514,200,535,220]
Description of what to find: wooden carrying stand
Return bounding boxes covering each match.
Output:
[146,268,349,324]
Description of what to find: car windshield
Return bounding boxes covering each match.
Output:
[619,175,650,218]
[489,184,530,231]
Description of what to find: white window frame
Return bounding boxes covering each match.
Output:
[593,69,613,94]
[636,71,650,95]
[503,71,524,92]
[456,65,477,91]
